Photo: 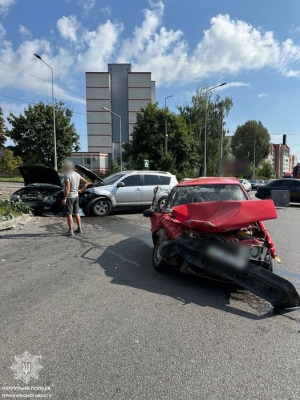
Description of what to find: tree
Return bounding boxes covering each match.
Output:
[126,102,201,178]
[7,101,80,169]
[0,107,6,148]
[0,149,22,175]
[108,159,120,174]
[231,120,271,167]
[256,161,274,179]
[178,86,233,176]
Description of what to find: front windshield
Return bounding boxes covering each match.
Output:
[103,173,126,185]
[165,184,247,211]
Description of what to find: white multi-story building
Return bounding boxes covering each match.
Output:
[69,64,156,174]
[86,63,156,159]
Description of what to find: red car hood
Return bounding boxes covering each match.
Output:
[151,200,277,235]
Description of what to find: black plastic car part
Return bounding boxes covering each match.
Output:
[160,236,300,309]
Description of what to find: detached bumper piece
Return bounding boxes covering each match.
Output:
[223,266,300,310]
[160,237,300,310]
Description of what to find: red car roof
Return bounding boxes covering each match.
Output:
[177,177,240,187]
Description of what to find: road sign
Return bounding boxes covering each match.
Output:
[144,159,149,168]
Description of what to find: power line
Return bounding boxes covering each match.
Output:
[0,60,116,112]
[0,93,31,104]
[0,60,86,99]
[0,93,86,115]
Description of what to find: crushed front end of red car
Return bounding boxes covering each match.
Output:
[145,179,300,310]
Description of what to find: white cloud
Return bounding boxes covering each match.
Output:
[57,15,80,42]
[290,24,300,35]
[118,8,300,85]
[282,68,300,78]
[1,100,28,123]
[100,6,111,16]
[0,0,14,14]
[76,20,123,72]
[219,82,250,90]
[2,0,300,108]
[0,34,84,104]
[19,25,32,38]
[79,0,95,17]
[0,23,5,38]
[271,134,284,142]
[258,92,268,98]
[118,1,165,61]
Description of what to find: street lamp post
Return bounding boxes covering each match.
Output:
[34,53,57,171]
[253,134,256,179]
[203,82,227,177]
[103,107,122,171]
[164,95,174,154]
[219,106,224,176]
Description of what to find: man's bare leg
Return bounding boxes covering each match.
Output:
[67,214,73,232]
[75,213,81,229]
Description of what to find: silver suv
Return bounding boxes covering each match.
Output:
[81,170,178,216]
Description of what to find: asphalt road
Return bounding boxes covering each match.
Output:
[0,181,23,192]
[0,208,300,399]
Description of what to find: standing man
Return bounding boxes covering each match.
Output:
[61,160,88,236]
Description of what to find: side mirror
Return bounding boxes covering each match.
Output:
[117,182,125,188]
[143,209,153,217]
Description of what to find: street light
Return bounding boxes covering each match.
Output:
[103,107,122,171]
[164,95,174,154]
[203,82,227,176]
[34,53,57,171]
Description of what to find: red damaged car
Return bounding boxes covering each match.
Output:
[144,177,300,309]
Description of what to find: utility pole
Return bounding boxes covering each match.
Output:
[203,83,227,176]
[253,134,256,179]
[102,107,122,171]
[34,53,57,170]
[164,95,174,154]
[219,107,224,176]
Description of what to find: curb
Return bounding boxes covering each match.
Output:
[0,214,32,231]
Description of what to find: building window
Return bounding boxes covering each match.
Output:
[84,157,91,165]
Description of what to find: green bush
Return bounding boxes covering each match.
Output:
[0,199,32,221]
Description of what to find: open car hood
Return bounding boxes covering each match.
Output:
[75,164,104,183]
[18,165,62,187]
[170,200,277,233]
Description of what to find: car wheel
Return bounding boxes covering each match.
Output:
[158,196,168,211]
[91,198,112,216]
[152,239,169,272]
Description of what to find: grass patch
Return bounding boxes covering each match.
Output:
[0,176,24,183]
[0,199,32,221]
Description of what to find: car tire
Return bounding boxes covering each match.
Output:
[152,239,169,272]
[158,196,168,211]
[91,198,112,216]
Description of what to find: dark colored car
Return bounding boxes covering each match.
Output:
[255,178,300,202]
[248,179,259,190]
[11,164,104,213]
[143,177,300,309]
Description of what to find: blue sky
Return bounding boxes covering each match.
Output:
[1,0,300,157]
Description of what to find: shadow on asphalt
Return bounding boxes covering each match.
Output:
[94,236,275,321]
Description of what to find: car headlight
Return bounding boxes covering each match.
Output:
[43,195,56,204]
[250,246,259,257]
